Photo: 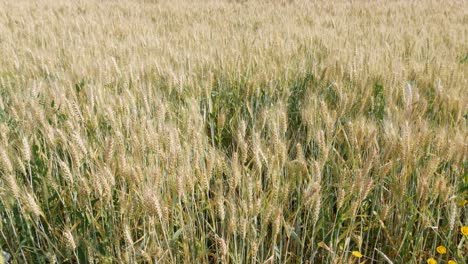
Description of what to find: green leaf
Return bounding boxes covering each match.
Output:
[170,227,184,248]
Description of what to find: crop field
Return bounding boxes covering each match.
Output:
[0,0,467,263]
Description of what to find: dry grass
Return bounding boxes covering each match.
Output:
[0,0,467,263]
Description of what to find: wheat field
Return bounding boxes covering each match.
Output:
[0,0,467,263]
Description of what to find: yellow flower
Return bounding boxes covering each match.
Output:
[461,226,468,236]
[459,200,468,206]
[427,258,437,264]
[448,260,457,264]
[352,251,363,258]
[436,245,447,254]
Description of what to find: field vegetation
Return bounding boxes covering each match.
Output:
[0,0,467,263]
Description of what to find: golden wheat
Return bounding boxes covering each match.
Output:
[0,0,466,263]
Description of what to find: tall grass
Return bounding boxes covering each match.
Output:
[0,0,467,263]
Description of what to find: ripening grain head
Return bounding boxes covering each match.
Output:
[0,0,466,263]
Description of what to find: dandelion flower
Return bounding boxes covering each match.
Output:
[459,200,468,206]
[448,260,457,264]
[436,245,447,254]
[461,226,468,236]
[427,258,437,264]
[351,251,363,258]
